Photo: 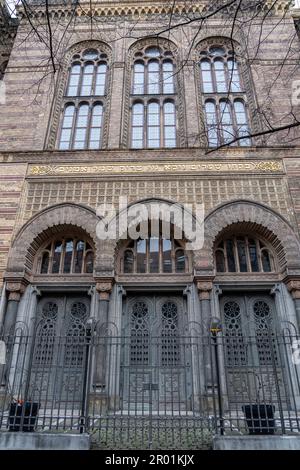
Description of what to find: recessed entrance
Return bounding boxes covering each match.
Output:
[120,293,191,412]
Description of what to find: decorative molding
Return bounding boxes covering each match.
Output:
[28,159,283,177]
[196,280,213,300]
[18,1,293,21]
[286,279,300,299]
[96,279,114,300]
[6,280,28,301]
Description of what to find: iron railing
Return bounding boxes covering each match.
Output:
[0,321,300,449]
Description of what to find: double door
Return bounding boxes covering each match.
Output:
[121,294,190,411]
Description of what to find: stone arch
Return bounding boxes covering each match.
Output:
[196,200,300,275]
[101,197,198,272]
[5,203,102,278]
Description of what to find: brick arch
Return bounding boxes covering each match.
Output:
[5,203,101,277]
[196,200,300,274]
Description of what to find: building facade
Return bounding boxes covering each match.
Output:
[1,0,300,449]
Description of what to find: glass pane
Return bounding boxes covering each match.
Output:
[227,59,241,92]
[216,250,225,272]
[237,237,247,272]
[95,63,107,95]
[220,101,234,144]
[175,249,185,273]
[124,250,134,273]
[210,46,225,56]
[67,64,80,96]
[214,59,227,92]
[149,237,159,273]
[63,238,73,273]
[74,240,85,273]
[261,250,272,272]
[205,101,218,146]
[162,239,172,273]
[85,251,94,273]
[59,105,75,150]
[226,239,236,272]
[41,252,49,274]
[83,49,98,60]
[136,239,146,273]
[248,239,259,272]
[133,62,145,94]
[145,47,160,57]
[201,60,213,93]
[163,61,174,94]
[52,241,62,273]
[80,64,94,96]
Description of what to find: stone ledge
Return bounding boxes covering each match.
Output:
[213,435,300,450]
[0,431,90,450]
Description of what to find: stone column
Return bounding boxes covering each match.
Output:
[286,280,300,330]
[92,280,113,390]
[196,281,213,329]
[3,281,27,334]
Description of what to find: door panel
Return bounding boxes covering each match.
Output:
[220,293,289,407]
[29,294,90,406]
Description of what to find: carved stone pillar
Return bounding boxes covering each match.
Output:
[94,280,114,390]
[286,280,300,329]
[3,281,27,334]
[196,281,213,328]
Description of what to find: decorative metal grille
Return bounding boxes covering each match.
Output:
[253,300,278,365]
[161,301,180,366]
[34,302,58,365]
[65,302,88,367]
[130,301,149,365]
[224,301,247,366]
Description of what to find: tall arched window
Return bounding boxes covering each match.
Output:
[58,48,109,150]
[199,44,251,147]
[130,45,177,148]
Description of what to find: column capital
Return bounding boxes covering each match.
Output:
[6,281,27,302]
[286,279,300,299]
[96,279,114,300]
[196,280,213,300]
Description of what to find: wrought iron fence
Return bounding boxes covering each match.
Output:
[0,321,300,449]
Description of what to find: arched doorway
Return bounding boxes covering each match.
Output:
[26,233,95,407]
[214,228,294,411]
[116,222,193,411]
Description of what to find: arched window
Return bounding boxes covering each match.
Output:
[37,237,94,275]
[58,48,109,150]
[215,235,274,273]
[199,44,251,147]
[130,45,177,148]
[121,229,188,274]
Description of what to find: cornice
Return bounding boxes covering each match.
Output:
[17,0,293,21]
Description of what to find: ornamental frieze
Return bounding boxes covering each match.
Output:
[28,160,283,177]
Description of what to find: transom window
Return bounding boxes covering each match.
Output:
[215,235,274,273]
[199,44,251,147]
[37,237,94,275]
[130,45,177,148]
[58,48,109,150]
[121,234,187,274]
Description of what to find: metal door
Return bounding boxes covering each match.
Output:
[28,294,90,406]
[121,294,189,412]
